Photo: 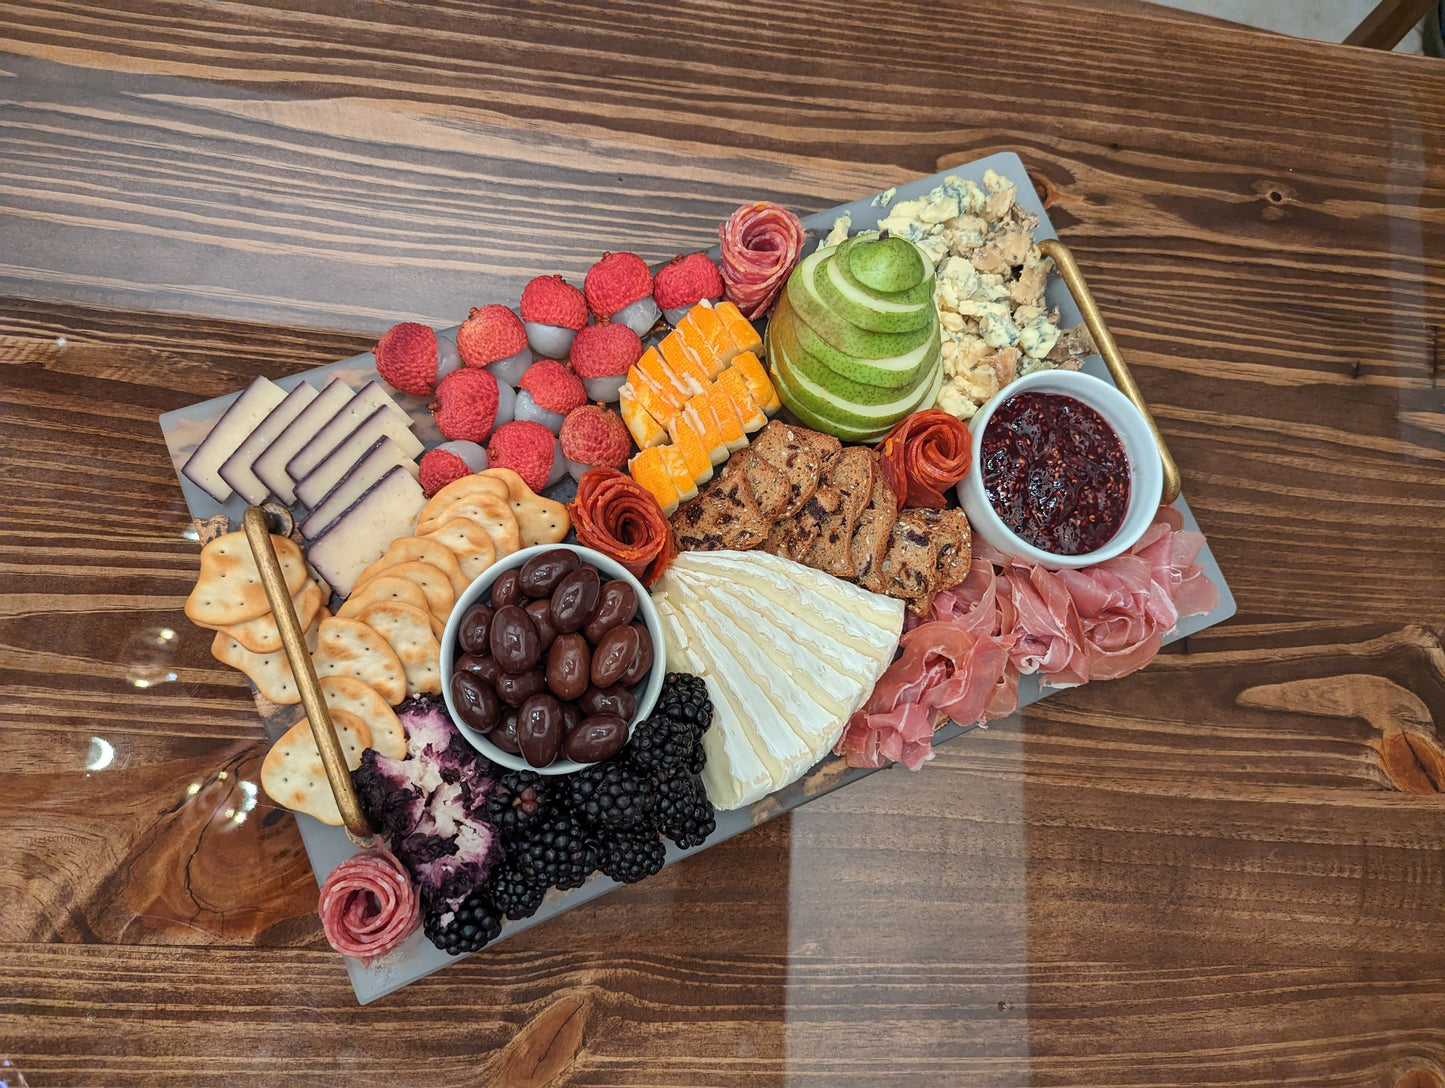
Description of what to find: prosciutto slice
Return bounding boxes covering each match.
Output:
[570,468,677,586]
[718,201,806,319]
[837,506,1217,770]
[318,846,420,964]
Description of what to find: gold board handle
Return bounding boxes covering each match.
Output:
[1038,239,1182,505]
[242,506,376,846]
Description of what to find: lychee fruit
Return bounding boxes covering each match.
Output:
[374,322,461,396]
[583,252,660,336]
[418,441,488,497]
[519,275,588,358]
[455,304,532,385]
[514,360,587,434]
[653,253,724,324]
[487,419,563,493]
[568,323,643,402]
[559,404,631,481]
[430,368,500,443]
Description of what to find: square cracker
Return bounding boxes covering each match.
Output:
[479,467,571,546]
[316,674,406,760]
[311,616,407,705]
[214,581,322,655]
[261,709,372,826]
[185,531,308,627]
[353,535,469,599]
[354,599,442,696]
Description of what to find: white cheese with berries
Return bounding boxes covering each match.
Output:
[181,376,286,502]
[305,465,425,596]
[252,376,355,505]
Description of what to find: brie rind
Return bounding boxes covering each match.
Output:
[656,599,773,810]
[665,578,840,762]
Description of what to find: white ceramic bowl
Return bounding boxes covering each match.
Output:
[955,369,1163,569]
[440,543,665,774]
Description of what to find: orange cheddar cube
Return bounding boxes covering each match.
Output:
[715,300,763,356]
[622,368,682,427]
[681,395,729,466]
[628,446,683,515]
[668,413,715,487]
[677,304,736,375]
[637,344,703,400]
[661,444,698,504]
[658,333,712,391]
[716,367,767,433]
[705,384,748,452]
[730,351,782,415]
[619,388,668,449]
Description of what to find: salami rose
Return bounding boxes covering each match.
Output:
[317,846,420,964]
[718,201,806,319]
[878,409,973,509]
[570,468,677,586]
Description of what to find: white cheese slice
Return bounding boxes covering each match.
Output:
[305,465,425,596]
[299,436,419,540]
[655,600,773,810]
[293,406,423,509]
[654,579,815,788]
[180,376,286,502]
[671,550,903,660]
[665,579,840,762]
[668,568,863,722]
[252,376,355,505]
[217,381,319,505]
[285,381,412,486]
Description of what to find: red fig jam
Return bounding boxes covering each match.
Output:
[981,391,1129,555]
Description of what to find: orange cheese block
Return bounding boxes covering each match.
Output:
[637,345,703,400]
[628,446,683,515]
[619,388,668,449]
[730,351,782,415]
[680,395,730,466]
[661,445,698,503]
[715,367,767,433]
[667,413,715,486]
[677,305,736,376]
[704,385,748,452]
[658,334,713,392]
[715,300,763,356]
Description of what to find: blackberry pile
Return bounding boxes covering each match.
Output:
[423,888,503,956]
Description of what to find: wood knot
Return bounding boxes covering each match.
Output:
[496,993,589,1088]
[1379,731,1445,794]
[1395,1071,1443,1088]
[1026,170,1057,209]
[1253,180,1296,220]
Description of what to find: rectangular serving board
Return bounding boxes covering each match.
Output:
[160,151,1236,1003]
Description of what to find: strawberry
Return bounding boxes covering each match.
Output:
[487,420,557,492]
[431,368,500,442]
[455,304,528,367]
[559,404,631,470]
[519,275,587,330]
[374,322,440,395]
[653,253,723,313]
[583,252,653,319]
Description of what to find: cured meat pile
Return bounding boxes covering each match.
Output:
[836,506,1218,770]
[718,201,806,319]
[877,409,973,510]
[318,845,421,963]
[570,467,677,586]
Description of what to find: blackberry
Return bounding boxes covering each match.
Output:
[564,760,655,830]
[486,769,547,836]
[485,856,548,921]
[687,738,707,776]
[597,825,667,884]
[654,773,716,850]
[513,807,597,890]
[422,889,503,955]
[625,713,698,778]
[655,672,712,732]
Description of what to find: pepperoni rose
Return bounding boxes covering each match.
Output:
[718,201,806,319]
[570,468,677,586]
[877,409,974,509]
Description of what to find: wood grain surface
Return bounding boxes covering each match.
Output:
[2,0,1443,1085]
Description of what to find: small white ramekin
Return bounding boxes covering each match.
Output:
[440,542,665,774]
[955,369,1163,569]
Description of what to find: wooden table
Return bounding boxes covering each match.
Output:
[3,2,1443,1084]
